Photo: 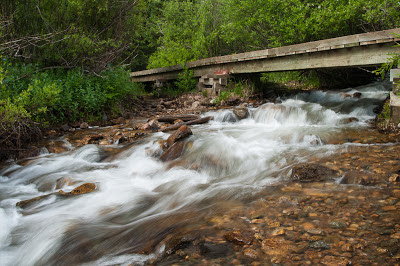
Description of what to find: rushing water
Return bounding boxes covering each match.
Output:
[0,82,391,265]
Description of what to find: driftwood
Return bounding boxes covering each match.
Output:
[161,116,214,132]
[157,115,200,123]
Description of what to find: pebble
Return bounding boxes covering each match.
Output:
[309,240,330,250]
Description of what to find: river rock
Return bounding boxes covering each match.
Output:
[353,92,362,98]
[160,141,186,162]
[309,240,330,250]
[59,183,96,196]
[290,164,338,182]
[16,193,55,208]
[80,122,89,129]
[140,119,160,131]
[233,107,249,120]
[164,231,200,256]
[328,220,347,229]
[166,125,192,147]
[224,230,254,245]
[242,248,258,260]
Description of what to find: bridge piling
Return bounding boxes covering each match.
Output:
[390,68,400,126]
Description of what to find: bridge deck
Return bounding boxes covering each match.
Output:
[131,29,400,82]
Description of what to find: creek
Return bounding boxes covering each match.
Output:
[1,81,399,265]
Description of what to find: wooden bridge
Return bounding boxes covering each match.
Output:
[131,28,400,94]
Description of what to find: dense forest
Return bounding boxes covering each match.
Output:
[0,0,399,155]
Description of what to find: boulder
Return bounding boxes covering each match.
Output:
[166,125,192,147]
[290,164,339,182]
[233,107,249,120]
[80,122,89,129]
[160,141,186,162]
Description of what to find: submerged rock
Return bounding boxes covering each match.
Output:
[290,164,339,182]
[224,230,254,245]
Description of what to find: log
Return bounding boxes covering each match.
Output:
[157,114,200,123]
[161,116,214,132]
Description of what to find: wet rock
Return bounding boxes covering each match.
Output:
[328,220,347,229]
[46,141,70,154]
[309,240,330,250]
[242,248,258,260]
[261,237,295,257]
[290,164,338,182]
[307,229,325,236]
[272,228,285,236]
[233,107,249,120]
[200,242,232,259]
[80,122,89,129]
[16,193,55,208]
[158,140,168,151]
[160,141,186,162]
[164,232,200,256]
[224,230,254,245]
[345,117,359,124]
[166,125,192,148]
[140,119,160,131]
[321,255,349,265]
[59,183,96,196]
[389,174,400,183]
[353,92,362,98]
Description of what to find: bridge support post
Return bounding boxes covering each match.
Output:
[197,74,230,97]
[390,68,400,125]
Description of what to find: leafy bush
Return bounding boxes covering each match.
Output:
[174,66,197,93]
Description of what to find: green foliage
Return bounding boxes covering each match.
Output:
[147,0,400,70]
[261,71,320,90]
[373,34,400,79]
[379,101,391,121]
[174,66,197,93]
[214,91,231,104]
[0,59,144,124]
[1,0,156,72]
[213,80,250,104]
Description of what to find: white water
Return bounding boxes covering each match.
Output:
[0,82,390,265]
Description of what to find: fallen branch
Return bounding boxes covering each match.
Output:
[157,114,200,123]
[161,116,214,132]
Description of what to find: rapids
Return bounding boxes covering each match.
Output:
[0,82,392,265]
